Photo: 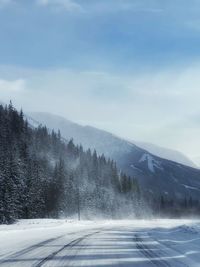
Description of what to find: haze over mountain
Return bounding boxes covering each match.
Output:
[192,156,200,168]
[135,141,197,168]
[28,112,200,202]
[28,112,196,167]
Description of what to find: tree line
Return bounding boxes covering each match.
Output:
[0,102,140,224]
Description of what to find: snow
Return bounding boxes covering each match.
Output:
[149,221,200,265]
[130,164,143,172]
[0,219,102,260]
[1,219,200,266]
[139,153,163,173]
[135,141,197,168]
[182,184,200,191]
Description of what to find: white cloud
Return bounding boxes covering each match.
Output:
[37,0,83,12]
[0,0,13,7]
[185,19,200,32]
[0,78,29,109]
[0,79,26,104]
[0,79,26,92]
[0,64,200,159]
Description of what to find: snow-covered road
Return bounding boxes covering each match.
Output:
[0,219,200,266]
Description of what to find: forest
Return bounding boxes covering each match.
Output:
[1,102,200,224]
[0,103,140,224]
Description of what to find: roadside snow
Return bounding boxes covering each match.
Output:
[149,220,200,265]
[0,219,106,260]
[1,219,200,266]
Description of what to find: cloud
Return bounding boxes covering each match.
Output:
[36,0,163,16]
[0,63,200,159]
[0,79,26,104]
[37,0,83,12]
[0,79,26,92]
[185,19,200,32]
[0,78,29,109]
[117,1,164,13]
[0,0,13,8]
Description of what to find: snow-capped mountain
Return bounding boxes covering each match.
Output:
[28,112,200,201]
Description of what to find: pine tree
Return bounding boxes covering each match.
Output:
[0,103,141,223]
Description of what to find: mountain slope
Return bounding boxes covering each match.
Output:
[28,112,200,201]
[135,141,196,168]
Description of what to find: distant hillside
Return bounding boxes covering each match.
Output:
[28,112,200,203]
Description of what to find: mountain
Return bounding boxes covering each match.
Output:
[135,141,196,168]
[28,112,200,202]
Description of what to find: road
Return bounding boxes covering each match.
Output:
[0,220,194,267]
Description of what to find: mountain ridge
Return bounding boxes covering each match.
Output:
[27,112,196,168]
[27,112,200,201]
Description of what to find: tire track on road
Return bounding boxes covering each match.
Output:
[134,234,172,267]
[34,230,102,267]
[0,235,64,265]
[134,234,189,267]
[0,228,103,266]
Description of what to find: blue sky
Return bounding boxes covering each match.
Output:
[1,0,200,71]
[0,0,200,163]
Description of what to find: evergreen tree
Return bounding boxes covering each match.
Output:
[0,103,140,224]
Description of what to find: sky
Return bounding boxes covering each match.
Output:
[0,0,200,164]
